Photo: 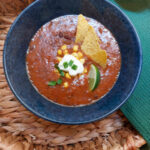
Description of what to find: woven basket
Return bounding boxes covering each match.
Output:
[0,1,146,149]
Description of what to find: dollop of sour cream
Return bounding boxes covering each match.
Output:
[58,54,84,76]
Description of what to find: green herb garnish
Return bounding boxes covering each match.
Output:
[69,60,74,66]
[57,78,62,85]
[72,64,78,70]
[55,63,59,69]
[60,70,65,76]
[55,63,64,77]
[49,64,64,86]
[48,81,57,86]
[48,78,63,86]
[63,62,68,68]
[55,63,61,72]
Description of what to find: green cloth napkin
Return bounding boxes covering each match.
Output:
[110,0,150,146]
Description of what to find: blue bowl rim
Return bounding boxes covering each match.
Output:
[3,0,142,124]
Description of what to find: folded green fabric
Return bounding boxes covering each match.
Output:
[110,0,150,145]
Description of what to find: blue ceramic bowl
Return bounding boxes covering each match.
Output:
[3,0,142,124]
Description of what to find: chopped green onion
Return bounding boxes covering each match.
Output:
[55,63,59,69]
[72,64,78,70]
[63,62,68,68]
[60,70,65,77]
[57,78,62,85]
[55,63,61,72]
[69,60,74,66]
[48,81,56,86]
[55,63,64,77]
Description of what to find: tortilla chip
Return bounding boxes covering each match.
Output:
[75,14,90,43]
[81,26,107,68]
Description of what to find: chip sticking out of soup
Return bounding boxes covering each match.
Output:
[81,26,107,68]
[75,14,90,43]
[76,14,107,68]
[26,15,121,106]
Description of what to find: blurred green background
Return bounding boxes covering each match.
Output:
[110,0,150,149]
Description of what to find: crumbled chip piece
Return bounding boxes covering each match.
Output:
[75,14,90,43]
[81,26,107,68]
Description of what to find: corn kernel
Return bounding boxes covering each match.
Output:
[61,45,67,50]
[57,57,62,62]
[57,49,62,55]
[73,45,78,51]
[65,73,71,79]
[63,49,68,55]
[72,52,78,58]
[80,58,85,64]
[78,52,83,58]
[64,82,69,88]
[84,68,87,73]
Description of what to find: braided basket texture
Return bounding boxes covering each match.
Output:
[0,0,146,149]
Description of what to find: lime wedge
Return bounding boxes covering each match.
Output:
[88,64,100,91]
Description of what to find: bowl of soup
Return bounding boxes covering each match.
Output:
[3,0,142,124]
